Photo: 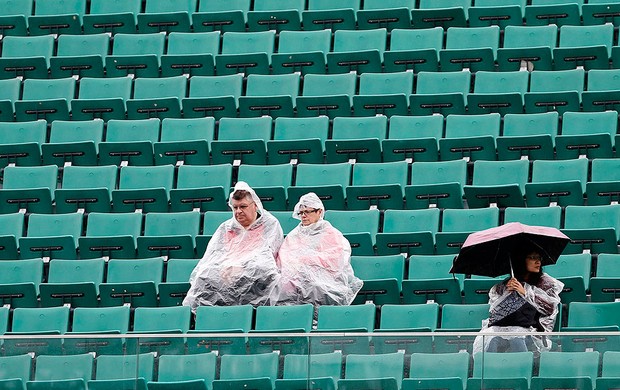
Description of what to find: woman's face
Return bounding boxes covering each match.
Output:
[525,252,542,273]
[298,207,321,226]
[231,196,257,228]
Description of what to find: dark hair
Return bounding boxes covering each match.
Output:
[511,249,543,286]
[231,190,252,202]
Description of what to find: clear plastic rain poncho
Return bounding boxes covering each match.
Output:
[473,273,564,354]
[183,182,283,309]
[276,193,363,306]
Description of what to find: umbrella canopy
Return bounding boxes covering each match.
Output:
[450,222,570,277]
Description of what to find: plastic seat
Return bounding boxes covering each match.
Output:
[0,354,32,390]
[238,73,300,118]
[137,0,196,34]
[468,70,529,115]
[99,118,160,166]
[555,111,616,160]
[464,160,528,208]
[216,31,275,76]
[530,351,599,390]
[99,257,164,307]
[153,117,214,166]
[439,113,500,162]
[28,353,93,390]
[468,0,526,28]
[591,254,620,302]
[376,208,440,256]
[137,211,200,259]
[5,306,69,355]
[0,259,43,308]
[525,0,583,27]
[0,78,20,121]
[78,210,139,260]
[39,258,104,308]
[187,305,253,355]
[583,69,620,112]
[147,353,217,390]
[525,159,588,207]
[325,116,386,164]
[195,211,232,255]
[440,26,500,72]
[586,158,620,205]
[249,304,314,355]
[352,71,413,117]
[597,351,620,390]
[0,0,33,38]
[411,0,470,28]
[497,111,558,161]
[497,25,557,71]
[50,33,109,79]
[170,164,232,212]
[544,253,591,304]
[302,0,359,31]
[192,0,250,33]
[562,204,620,254]
[41,119,103,167]
[463,275,507,305]
[356,0,413,31]
[211,116,271,166]
[346,161,408,210]
[126,306,191,355]
[19,212,82,260]
[327,28,387,74]
[554,24,613,70]
[288,162,351,211]
[405,160,467,209]
[0,35,52,80]
[435,207,500,254]
[561,302,620,353]
[275,352,342,390]
[503,206,563,228]
[71,76,132,121]
[82,0,141,34]
[468,351,533,390]
[402,254,464,305]
[89,353,154,390]
[246,0,303,32]
[271,29,331,75]
[525,69,585,115]
[267,116,328,165]
[55,165,117,214]
[0,164,57,214]
[405,353,468,390]
[324,209,380,256]
[437,304,489,353]
[338,352,404,390]
[127,76,187,119]
[159,258,198,307]
[0,121,46,168]
[269,211,298,235]
[237,164,293,211]
[64,306,130,355]
[27,0,86,36]
[0,213,23,259]
[312,304,376,355]
[213,353,279,390]
[583,0,620,26]
[15,78,75,122]
[350,255,405,305]
[161,31,219,77]
[374,303,438,354]
[183,74,243,120]
[382,115,442,163]
[105,33,165,78]
[112,165,174,213]
[296,72,356,118]
[410,71,471,116]
[384,27,442,73]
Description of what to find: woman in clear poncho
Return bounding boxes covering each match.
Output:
[183,182,283,309]
[473,249,564,354]
[276,192,363,306]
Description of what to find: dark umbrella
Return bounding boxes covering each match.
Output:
[450,222,570,277]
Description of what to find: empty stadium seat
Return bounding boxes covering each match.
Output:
[296,72,356,118]
[267,116,328,165]
[212,116,271,166]
[161,31,219,77]
[29,353,93,390]
[28,0,86,36]
[497,25,556,71]
[79,212,142,259]
[192,0,250,33]
[405,352,469,389]
[312,304,376,354]
[183,74,243,120]
[376,208,440,256]
[55,165,117,214]
[137,211,200,259]
[0,164,57,214]
[246,0,304,32]
[464,159,528,208]
[71,76,133,122]
[20,212,82,260]
[302,0,358,31]
[154,117,214,166]
[127,75,187,119]
[562,204,620,254]
[357,0,414,30]
[5,306,69,355]
[525,159,588,207]
[350,254,405,305]
[0,34,53,79]
[187,304,253,355]
[105,33,165,78]
[497,111,558,161]
[42,119,104,167]
[216,31,275,76]
[405,160,467,209]
[0,258,43,308]
[126,306,191,355]
[352,71,413,117]
[384,27,442,73]
[239,73,300,118]
[382,115,443,163]
[64,305,130,355]
[50,33,109,79]
[249,304,314,355]
[555,111,616,160]
[468,70,528,115]
[435,207,500,254]
[440,113,500,162]
[288,162,351,211]
[148,353,217,390]
[347,161,408,210]
[531,351,599,390]
[112,165,174,213]
[325,116,386,164]
[403,254,464,305]
[99,257,164,307]
[16,78,75,122]
[82,0,141,34]
[327,29,387,74]
[137,0,196,34]
[170,164,233,212]
[338,352,404,390]
[98,118,160,166]
[324,209,380,256]
[410,71,471,116]
[89,353,154,390]
[440,26,500,72]
[39,258,105,308]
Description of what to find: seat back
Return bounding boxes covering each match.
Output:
[277,29,331,54]
[111,32,166,56]
[503,25,558,49]
[343,352,404,382]
[95,353,155,381]
[219,353,279,382]
[1,35,54,58]
[105,118,161,143]
[34,353,93,382]
[85,212,142,238]
[282,352,343,380]
[440,303,489,330]
[72,306,131,333]
[317,304,376,331]
[379,303,439,331]
[3,165,57,190]
[167,31,220,55]
[410,160,467,186]
[440,207,500,233]
[11,306,70,333]
[105,257,164,284]
[220,31,275,55]
[133,306,191,332]
[333,28,387,54]
[254,304,314,331]
[194,305,253,332]
[118,165,174,190]
[157,353,217,383]
[143,211,200,237]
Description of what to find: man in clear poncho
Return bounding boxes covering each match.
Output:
[183,182,283,309]
[276,192,363,306]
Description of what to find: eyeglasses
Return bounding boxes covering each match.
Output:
[297,209,319,216]
[526,255,542,261]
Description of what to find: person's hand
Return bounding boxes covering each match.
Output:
[506,277,525,296]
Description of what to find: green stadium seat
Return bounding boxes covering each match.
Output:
[497,111,558,161]
[530,351,599,390]
[350,254,405,305]
[288,162,351,211]
[582,69,620,112]
[55,165,117,214]
[497,25,557,71]
[5,306,69,355]
[105,32,165,78]
[20,212,82,260]
[583,0,620,26]
[347,161,408,210]
[555,111,616,160]
[410,71,470,116]
[586,253,620,301]
[170,164,232,212]
[327,28,387,74]
[405,160,467,209]
[338,352,404,390]
[82,0,141,34]
[267,116,328,165]
[468,70,528,115]
[302,0,358,31]
[187,304,253,355]
[99,257,164,307]
[352,71,413,117]
[275,352,342,390]
[269,211,299,235]
[39,258,104,308]
[271,29,331,75]
[41,119,103,167]
[64,306,130,355]
[383,115,442,163]
[554,24,613,70]
[0,121,45,168]
[438,304,489,353]
[0,258,43,308]
[464,159,528,208]
[161,31,219,77]
[463,275,507,304]
[325,116,386,164]
[112,165,174,213]
[50,33,109,79]
[544,253,591,304]
[324,209,380,256]
[0,0,32,38]
[213,353,279,390]
[195,211,232,254]
[525,0,583,27]
[403,254,463,305]
[28,353,93,390]
[216,31,275,76]
[435,207,500,254]
[503,206,563,228]
[147,353,217,390]
[154,117,214,166]
[376,208,440,256]
[468,352,533,390]
[440,113,500,162]
[312,304,376,354]
[0,164,57,214]
[374,303,438,354]
[468,0,526,29]
[237,164,293,211]
[525,69,585,115]
[296,72,356,118]
[406,352,468,390]
[0,78,21,121]
[239,73,300,118]
[0,35,52,80]
[562,204,620,254]
[246,0,304,32]
[71,76,132,121]
[127,75,187,119]
[183,74,243,120]
[137,211,200,259]
[249,304,314,355]
[192,0,250,33]
[211,116,271,166]
[440,26,500,72]
[16,78,75,122]
[137,0,196,34]
[79,212,142,259]
[525,159,588,207]
[126,306,191,355]
[0,354,32,390]
[561,302,620,353]
[384,27,442,73]
[597,351,620,390]
[159,258,198,307]
[586,158,620,205]
[0,212,23,259]
[28,0,86,36]
[411,0,470,29]
[89,353,154,390]
[357,0,414,30]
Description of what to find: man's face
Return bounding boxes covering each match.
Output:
[298,207,321,226]
[231,196,257,228]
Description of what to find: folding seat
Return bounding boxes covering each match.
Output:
[288,162,351,211]
[249,304,314,355]
[212,353,279,390]
[71,76,132,121]
[410,70,471,116]
[530,351,599,390]
[435,304,490,353]
[561,302,620,353]
[28,0,86,36]
[112,165,174,213]
[99,118,160,166]
[525,159,588,207]
[0,354,32,390]
[187,304,253,355]
[15,78,76,122]
[4,306,69,355]
[195,211,232,254]
[55,165,117,214]
[544,253,591,304]
[126,306,191,355]
[402,254,464,305]
[247,0,304,32]
[440,26,500,72]
[583,69,620,112]
[554,24,613,70]
[159,258,198,307]
[28,353,93,390]
[356,0,413,31]
[0,0,33,38]
[405,160,467,209]
[211,116,272,166]
[127,75,187,119]
[275,352,342,390]
[39,258,105,308]
[411,0,470,29]
[468,0,526,29]
[271,29,331,75]
[350,255,405,305]
[0,35,53,79]
[382,115,442,163]
[467,70,528,115]
[503,206,563,228]
[555,111,616,159]
[237,164,294,211]
[153,117,213,166]
[216,31,275,76]
[267,116,328,165]
[497,111,558,161]
[463,275,506,304]
[99,257,164,307]
[346,161,407,210]
[161,31,219,77]
[338,353,404,390]
[525,69,585,115]
[238,73,300,118]
[41,119,104,167]
[148,353,217,390]
[463,159,529,208]
[0,259,43,308]
[439,113,500,162]
[270,211,299,235]
[562,204,620,254]
[105,32,166,78]
[64,306,130,355]
[170,164,233,212]
[591,254,620,301]
[182,73,243,120]
[79,212,142,259]
[89,353,154,390]
[383,27,442,73]
[302,0,359,31]
[468,352,534,390]
[497,25,557,71]
[0,120,46,168]
[82,0,141,34]
[435,207,500,254]
[352,71,413,117]
[586,158,620,205]
[598,351,620,390]
[0,213,23,259]
[192,0,250,33]
[136,0,196,34]
[374,303,438,354]
[376,209,440,256]
[583,0,620,26]
[0,77,20,121]
[20,212,82,260]
[137,211,200,259]
[325,116,386,164]
[525,0,583,27]
[327,28,387,74]
[312,304,376,355]
[324,209,380,256]
[296,72,356,118]
[0,165,57,214]
[50,33,109,79]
